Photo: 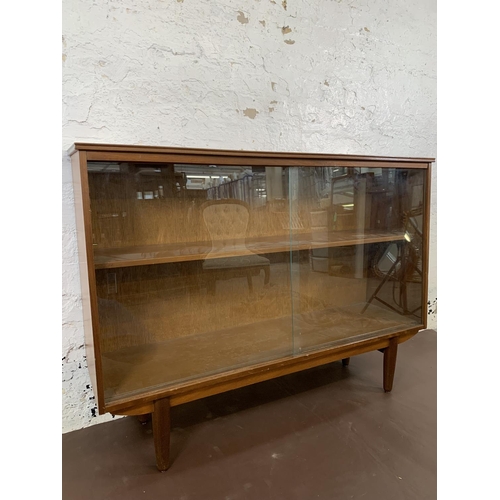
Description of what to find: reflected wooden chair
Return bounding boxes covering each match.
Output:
[201,199,270,294]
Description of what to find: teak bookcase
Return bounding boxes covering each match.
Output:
[69,143,433,471]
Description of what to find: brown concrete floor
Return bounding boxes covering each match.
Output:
[62,330,436,500]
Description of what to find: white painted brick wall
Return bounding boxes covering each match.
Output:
[62,0,437,433]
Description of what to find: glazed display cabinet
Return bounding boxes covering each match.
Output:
[70,143,433,470]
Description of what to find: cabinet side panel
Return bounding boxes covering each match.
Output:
[71,152,105,412]
[421,164,432,329]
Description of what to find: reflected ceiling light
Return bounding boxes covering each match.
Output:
[186,175,229,179]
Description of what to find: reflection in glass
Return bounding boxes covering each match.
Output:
[87,161,427,403]
[290,167,425,353]
[88,162,294,402]
[201,199,271,294]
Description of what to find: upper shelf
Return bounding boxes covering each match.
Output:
[93,230,406,269]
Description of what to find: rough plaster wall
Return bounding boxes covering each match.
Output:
[62,0,436,433]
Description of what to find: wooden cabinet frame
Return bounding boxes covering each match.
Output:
[70,143,433,471]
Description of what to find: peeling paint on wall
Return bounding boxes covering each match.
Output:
[243,108,259,119]
[427,297,437,326]
[237,11,249,24]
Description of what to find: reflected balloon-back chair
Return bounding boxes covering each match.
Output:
[201,199,270,294]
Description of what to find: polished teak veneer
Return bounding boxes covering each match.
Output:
[70,143,433,471]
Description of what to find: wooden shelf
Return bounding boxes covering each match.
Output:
[94,230,405,269]
[101,303,419,405]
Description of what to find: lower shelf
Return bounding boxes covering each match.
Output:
[101,303,419,405]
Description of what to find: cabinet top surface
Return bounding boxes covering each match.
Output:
[69,143,435,163]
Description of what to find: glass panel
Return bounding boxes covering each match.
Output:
[87,161,295,403]
[290,166,426,353]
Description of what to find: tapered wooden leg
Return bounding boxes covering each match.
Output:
[383,338,398,392]
[153,398,171,471]
[137,413,151,425]
[342,357,350,367]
